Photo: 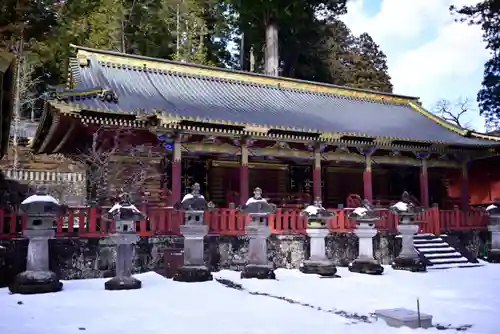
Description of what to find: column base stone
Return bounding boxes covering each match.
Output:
[392,257,427,272]
[241,264,276,280]
[486,249,500,263]
[105,276,142,290]
[349,260,384,275]
[9,270,63,295]
[173,265,213,282]
[300,260,338,277]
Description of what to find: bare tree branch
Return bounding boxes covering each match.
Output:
[71,127,169,206]
[434,97,474,130]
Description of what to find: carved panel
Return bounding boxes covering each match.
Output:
[181,157,208,197]
[289,164,313,196]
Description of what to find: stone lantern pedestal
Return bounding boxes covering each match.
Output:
[487,224,500,263]
[390,192,426,272]
[241,213,275,279]
[104,193,144,290]
[299,198,337,276]
[349,217,384,275]
[9,186,63,294]
[392,215,426,272]
[300,228,337,276]
[240,187,276,279]
[486,202,500,263]
[174,210,213,282]
[174,182,214,282]
[105,232,141,290]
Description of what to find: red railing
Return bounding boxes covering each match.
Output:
[0,206,488,239]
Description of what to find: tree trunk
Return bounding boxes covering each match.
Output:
[264,20,279,77]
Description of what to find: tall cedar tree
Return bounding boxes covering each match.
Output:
[451,1,500,131]
[1,0,393,105]
[233,1,392,92]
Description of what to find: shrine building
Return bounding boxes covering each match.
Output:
[30,45,500,210]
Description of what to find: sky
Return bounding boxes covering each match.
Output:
[341,0,489,132]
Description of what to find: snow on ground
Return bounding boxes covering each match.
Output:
[0,265,499,334]
[216,265,500,334]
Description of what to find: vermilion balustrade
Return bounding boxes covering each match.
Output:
[0,206,487,238]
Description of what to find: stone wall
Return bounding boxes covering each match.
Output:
[0,230,486,287]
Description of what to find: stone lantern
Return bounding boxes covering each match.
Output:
[390,191,426,272]
[299,197,337,276]
[240,187,276,279]
[348,199,383,275]
[173,182,214,282]
[485,199,500,263]
[105,192,145,290]
[9,185,63,294]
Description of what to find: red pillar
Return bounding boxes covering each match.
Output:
[171,137,182,206]
[363,156,373,202]
[419,159,429,208]
[312,148,322,201]
[239,143,249,205]
[461,163,469,211]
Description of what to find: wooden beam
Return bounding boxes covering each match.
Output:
[53,119,77,153]
[38,113,61,154]
[212,160,288,170]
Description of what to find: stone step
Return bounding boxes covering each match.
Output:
[411,233,484,270]
[415,242,449,247]
[421,251,462,258]
[416,246,456,252]
[414,238,443,243]
[428,256,468,264]
[428,262,483,270]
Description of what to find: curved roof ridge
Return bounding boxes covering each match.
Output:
[70,44,418,103]
[408,102,500,142]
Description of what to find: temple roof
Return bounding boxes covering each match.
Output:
[45,45,500,147]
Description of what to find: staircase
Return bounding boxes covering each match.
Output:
[413,234,483,270]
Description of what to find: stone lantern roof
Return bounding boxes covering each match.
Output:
[348,199,379,221]
[302,197,335,219]
[390,191,424,215]
[20,186,61,215]
[108,192,145,221]
[486,199,500,217]
[240,187,275,214]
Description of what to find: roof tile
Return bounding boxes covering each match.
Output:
[66,55,496,146]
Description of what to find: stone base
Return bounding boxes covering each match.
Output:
[299,260,337,277]
[375,308,433,329]
[241,264,276,280]
[9,270,63,295]
[349,260,384,275]
[392,257,427,272]
[104,276,142,290]
[486,250,500,263]
[173,266,213,283]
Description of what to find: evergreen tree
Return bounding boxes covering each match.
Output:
[451,1,500,131]
[348,33,392,92]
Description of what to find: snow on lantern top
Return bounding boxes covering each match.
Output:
[240,187,276,214]
[301,197,334,229]
[486,199,500,217]
[348,199,379,221]
[390,191,424,216]
[20,185,61,216]
[178,183,214,211]
[302,197,335,219]
[108,192,145,222]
